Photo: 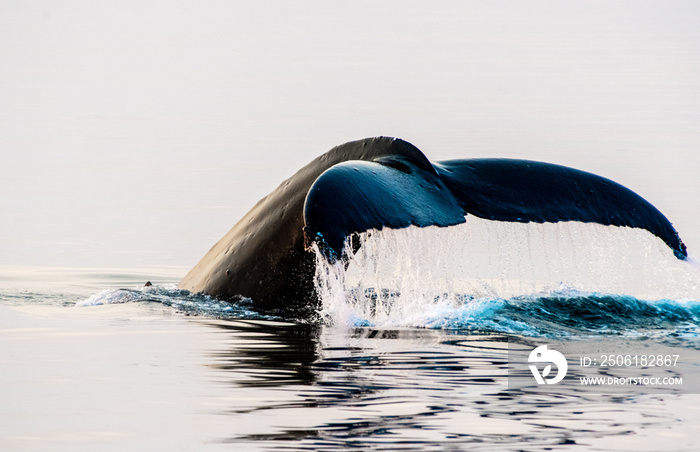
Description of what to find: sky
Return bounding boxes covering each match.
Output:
[2,1,699,271]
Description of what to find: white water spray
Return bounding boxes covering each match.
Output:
[313,217,700,327]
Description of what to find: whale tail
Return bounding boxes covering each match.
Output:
[304,142,686,261]
[181,137,687,309]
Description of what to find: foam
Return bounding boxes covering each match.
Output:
[313,217,700,328]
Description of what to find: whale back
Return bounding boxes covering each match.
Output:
[178,137,432,310]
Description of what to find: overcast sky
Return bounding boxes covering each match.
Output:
[2,1,699,270]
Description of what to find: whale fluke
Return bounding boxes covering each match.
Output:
[179,137,686,309]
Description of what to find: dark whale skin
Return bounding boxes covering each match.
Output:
[179,137,686,309]
[178,137,433,310]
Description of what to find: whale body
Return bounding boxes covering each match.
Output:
[178,137,687,310]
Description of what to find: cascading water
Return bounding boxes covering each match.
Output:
[313,216,700,332]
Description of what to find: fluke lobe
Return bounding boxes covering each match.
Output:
[179,137,687,310]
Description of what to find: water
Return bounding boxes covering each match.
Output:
[3,221,700,451]
[314,220,700,338]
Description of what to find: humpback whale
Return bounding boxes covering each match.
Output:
[179,137,687,310]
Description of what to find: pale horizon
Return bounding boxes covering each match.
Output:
[2,1,699,269]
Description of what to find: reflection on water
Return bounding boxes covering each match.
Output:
[1,278,698,450]
[3,267,698,450]
[204,319,695,450]
[209,320,319,387]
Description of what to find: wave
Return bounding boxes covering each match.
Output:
[76,284,276,320]
[74,283,700,346]
[332,289,700,336]
[312,219,700,340]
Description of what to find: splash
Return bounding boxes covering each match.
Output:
[77,284,275,319]
[313,217,700,332]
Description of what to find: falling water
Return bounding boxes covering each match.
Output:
[313,217,700,330]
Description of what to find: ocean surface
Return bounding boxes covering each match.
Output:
[3,221,700,451]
